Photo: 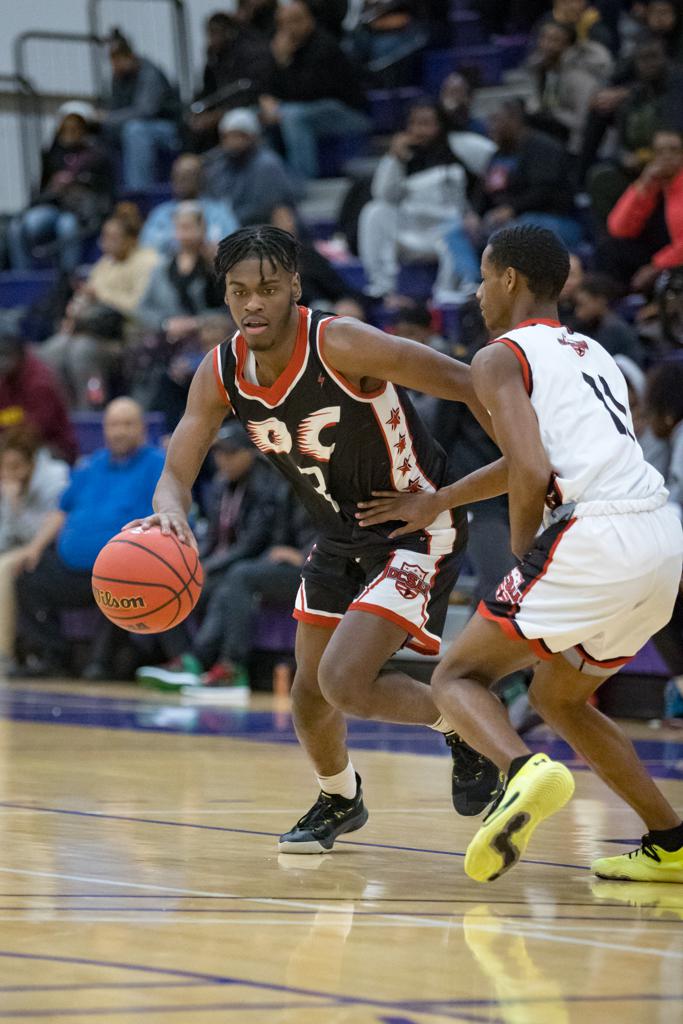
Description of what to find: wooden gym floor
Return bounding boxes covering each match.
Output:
[0,679,681,1023]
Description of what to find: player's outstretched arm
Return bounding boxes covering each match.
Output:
[323,318,495,439]
[123,352,231,547]
[471,344,551,559]
[357,458,509,537]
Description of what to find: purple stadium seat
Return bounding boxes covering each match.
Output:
[368,87,425,134]
[0,270,57,309]
[317,134,370,178]
[449,10,485,47]
[71,411,167,456]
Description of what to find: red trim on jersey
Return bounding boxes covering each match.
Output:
[574,643,632,669]
[514,318,561,329]
[212,346,231,406]
[235,306,308,404]
[318,317,387,400]
[477,601,554,660]
[293,608,342,629]
[488,337,533,396]
[347,601,440,655]
[521,517,576,602]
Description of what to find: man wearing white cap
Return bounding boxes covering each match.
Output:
[203,108,300,225]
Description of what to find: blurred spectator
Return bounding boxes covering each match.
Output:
[392,304,448,429]
[440,73,488,139]
[644,360,683,683]
[270,205,365,309]
[639,266,683,357]
[238,0,278,34]
[7,104,113,274]
[135,421,281,690]
[188,12,273,152]
[11,398,165,677]
[259,0,370,179]
[0,427,69,668]
[358,100,478,299]
[40,293,127,410]
[140,154,237,256]
[558,251,585,320]
[622,1,683,61]
[524,20,613,154]
[85,203,159,317]
[346,2,429,87]
[645,361,683,511]
[333,296,367,319]
[176,483,315,691]
[148,312,234,435]
[534,0,615,51]
[0,333,77,463]
[308,0,349,38]
[604,128,683,292]
[585,36,683,217]
[101,30,181,190]
[203,108,300,225]
[481,100,582,248]
[136,203,225,337]
[572,273,645,363]
[473,0,549,33]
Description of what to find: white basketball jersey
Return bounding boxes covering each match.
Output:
[492,319,667,507]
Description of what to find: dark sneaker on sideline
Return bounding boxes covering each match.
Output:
[446,732,505,816]
[278,773,369,853]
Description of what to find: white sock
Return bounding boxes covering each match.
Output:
[429,714,451,734]
[316,761,357,800]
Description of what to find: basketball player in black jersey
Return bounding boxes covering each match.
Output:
[127,226,502,853]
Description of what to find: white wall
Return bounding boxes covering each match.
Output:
[0,0,236,211]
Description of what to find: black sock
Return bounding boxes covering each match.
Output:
[647,822,683,852]
[508,754,533,782]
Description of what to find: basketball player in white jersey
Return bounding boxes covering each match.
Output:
[358,225,683,883]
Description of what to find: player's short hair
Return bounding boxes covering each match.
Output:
[487,225,571,300]
[645,361,683,424]
[215,225,301,281]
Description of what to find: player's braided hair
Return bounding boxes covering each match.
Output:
[214,225,301,282]
[487,225,570,301]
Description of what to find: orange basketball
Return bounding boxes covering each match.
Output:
[91,526,204,634]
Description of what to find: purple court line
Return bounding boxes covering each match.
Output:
[0,801,590,872]
[0,908,675,924]
[0,982,207,994]
[0,951,679,1018]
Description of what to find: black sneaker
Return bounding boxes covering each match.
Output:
[445,733,504,816]
[278,773,369,853]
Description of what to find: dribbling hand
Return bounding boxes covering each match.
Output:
[122,512,198,550]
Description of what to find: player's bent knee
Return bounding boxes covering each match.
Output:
[318,656,373,716]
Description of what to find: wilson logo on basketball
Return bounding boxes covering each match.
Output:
[93,587,146,611]
[388,563,429,600]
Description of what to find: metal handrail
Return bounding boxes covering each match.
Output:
[87,0,193,103]
[0,70,43,197]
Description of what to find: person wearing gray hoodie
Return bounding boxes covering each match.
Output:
[0,426,69,663]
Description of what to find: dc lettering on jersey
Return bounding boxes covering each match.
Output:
[246,417,294,455]
[496,566,525,605]
[247,407,340,461]
[388,562,430,600]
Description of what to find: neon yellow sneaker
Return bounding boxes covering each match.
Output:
[591,879,683,918]
[592,836,683,882]
[464,753,575,883]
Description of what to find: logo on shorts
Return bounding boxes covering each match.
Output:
[558,332,588,357]
[388,562,429,600]
[495,566,525,605]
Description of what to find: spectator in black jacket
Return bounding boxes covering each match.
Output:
[259,0,370,178]
[572,274,645,364]
[188,11,273,152]
[8,104,113,273]
[136,421,282,690]
[101,30,181,190]
[480,99,582,248]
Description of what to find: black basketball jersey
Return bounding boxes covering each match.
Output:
[214,306,461,555]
